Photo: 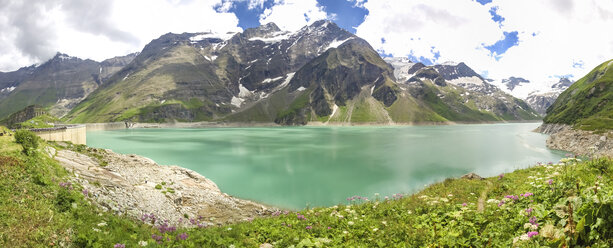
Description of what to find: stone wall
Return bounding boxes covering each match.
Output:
[35,125,86,145]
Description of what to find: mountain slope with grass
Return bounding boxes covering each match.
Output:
[2,127,613,247]
[544,59,613,131]
[0,53,137,119]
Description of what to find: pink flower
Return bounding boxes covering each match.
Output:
[527,231,538,238]
[462,203,467,207]
[327,226,332,230]
[548,179,553,185]
[306,226,312,230]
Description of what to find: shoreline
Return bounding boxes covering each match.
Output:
[536,123,612,158]
[82,120,544,130]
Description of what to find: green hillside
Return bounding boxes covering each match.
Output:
[2,127,613,247]
[544,59,613,130]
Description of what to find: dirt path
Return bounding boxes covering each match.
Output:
[477,181,493,212]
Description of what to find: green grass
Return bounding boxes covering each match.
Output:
[544,59,613,131]
[18,114,60,129]
[2,126,613,247]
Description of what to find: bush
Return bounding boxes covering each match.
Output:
[14,129,40,155]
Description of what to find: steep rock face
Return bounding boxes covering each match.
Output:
[490,77,575,116]
[501,77,530,91]
[0,105,46,128]
[66,20,359,123]
[544,59,613,130]
[0,53,137,118]
[525,92,559,115]
[385,58,540,121]
[274,39,399,125]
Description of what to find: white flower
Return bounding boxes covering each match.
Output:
[343,231,348,234]
[92,228,100,232]
[519,234,530,241]
[486,199,499,204]
[97,222,107,227]
[348,221,354,225]
[138,241,148,247]
[373,228,379,232]
[227,227,232,231]
[448,194,454,197]
[381,221,387,225]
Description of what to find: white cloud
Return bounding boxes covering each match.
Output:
[259,0,329,31]
[355,0,613,84]
[0,0,241,72]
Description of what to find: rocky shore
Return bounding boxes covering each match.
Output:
[48,143,274,227]
[536,124,613,157]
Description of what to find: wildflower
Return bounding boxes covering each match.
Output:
[381,221,387,225]
[548,179,553,185]
[138,241,148,247]
[114,244,125,248]
[348,221,354,225]
[529,216,538,226]
[527,231,539,238]
[462,202,468,207]
[373,228,379,232]
[227,227,232,231]
[306,226,312,230]
[327,226,332,230]
[343,231,348,234]
[97,222,107,227]
[498,200,505,207]
[177,233,188,241]
[525,208,533,215]
[499,173,504,179]
[82,189,89,197]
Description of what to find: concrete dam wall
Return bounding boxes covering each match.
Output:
[34,125,87,145]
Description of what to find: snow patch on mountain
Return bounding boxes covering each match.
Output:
[325,37,354,50]
[1,86,15,93]
[231,96,244,107]
[238,84,253,98]
[248,31,292,43]
[448,76,484,86]
[190,32,236,42]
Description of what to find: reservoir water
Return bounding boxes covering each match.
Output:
[87,123,565,209]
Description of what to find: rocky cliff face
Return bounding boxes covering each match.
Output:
[0,53,137,118]
[0,105,45,128]
[386,58,540,121]
[66,21,361,123]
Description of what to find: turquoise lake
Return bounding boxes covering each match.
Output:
[87,123,565,210]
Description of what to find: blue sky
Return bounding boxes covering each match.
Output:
[218,0,518,66]
[1,0,611,84]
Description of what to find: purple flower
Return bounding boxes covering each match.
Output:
[498,173,504,180]
[59,182,73,190]
[525,208,533,215]
[114,244,125,248]
[529,216,538,226]
[548,179,553,185]
[505,195,519,201]
[462,203,468,207]
[498,200,505,207]
[82,189,89,197]
[527,231,539,238]
[177,233,188,241]
[327,226,332,230]
[306,226,312,230]
[521,192,534,197]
